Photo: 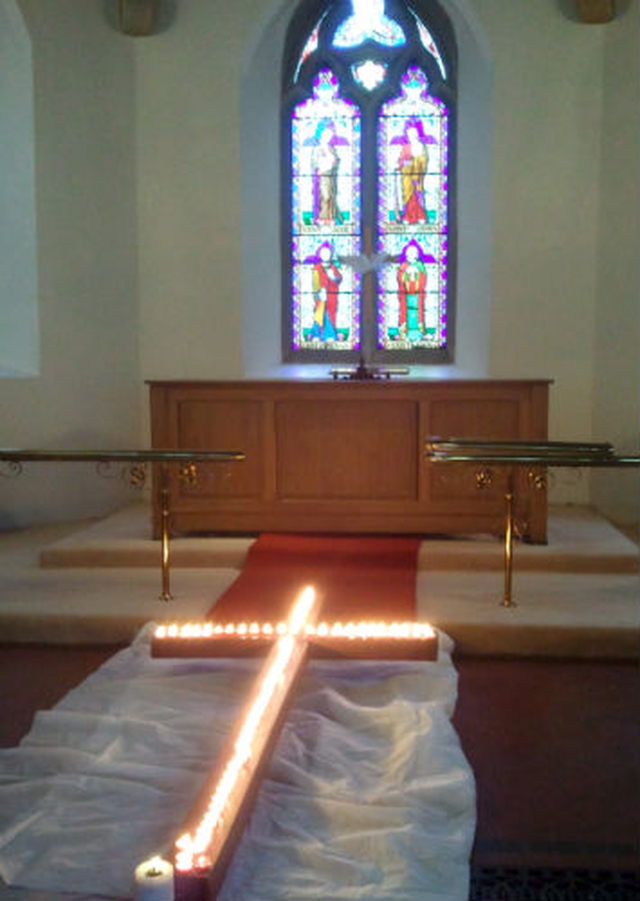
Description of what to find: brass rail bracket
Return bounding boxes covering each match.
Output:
[426,439,639,607]
[0,449,244,603]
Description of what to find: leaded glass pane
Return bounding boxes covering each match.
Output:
[377,67,449,350]
[352,60,388,91]
[293,12,328,82]
[332,0,405,48]
[411,11,447,80]
[291,70,361,351]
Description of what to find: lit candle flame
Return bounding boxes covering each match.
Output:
[173,587,318,873]
[155,617,435,644]
[164,607,435,874]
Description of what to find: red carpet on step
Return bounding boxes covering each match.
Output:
[207,534,420,622]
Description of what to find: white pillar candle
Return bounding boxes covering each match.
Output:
[134,856,174,901]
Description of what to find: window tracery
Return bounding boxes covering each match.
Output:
[283,0,456,364]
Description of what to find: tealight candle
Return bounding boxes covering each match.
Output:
[134,855,174,901]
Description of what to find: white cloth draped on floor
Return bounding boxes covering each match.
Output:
[0,627,475,901]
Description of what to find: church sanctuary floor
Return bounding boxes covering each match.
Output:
[0,645,637,877]
[0,502,637,657]
[0,506,638,883]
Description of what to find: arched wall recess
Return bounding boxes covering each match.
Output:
[240,0,492,378]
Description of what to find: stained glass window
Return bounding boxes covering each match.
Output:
[377,67,449,349]
[284,0,455,364]
[290,70,361,350]
[332,0,405,48]
[293,12,328,82]
[412,11,447,80]
[352,60,388,92]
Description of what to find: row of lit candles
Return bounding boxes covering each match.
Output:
[155,620,435,641]
[164,586,437,876]
[175,635,298,873]
[174,589,318,873]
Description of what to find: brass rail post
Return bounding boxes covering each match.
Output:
[502,469,516,607]
[424,440,639,607]
[159,463,173,601]
[0,448,245,603]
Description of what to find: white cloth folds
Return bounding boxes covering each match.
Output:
[0,628,475,900]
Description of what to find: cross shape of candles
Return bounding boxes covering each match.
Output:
[151,586,437,900]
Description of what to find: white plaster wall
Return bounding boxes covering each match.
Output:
[475,0,606,504]
[591,0,639,525]
[135,0,251,388]
[0,0,38,377]
[0,0,139,527]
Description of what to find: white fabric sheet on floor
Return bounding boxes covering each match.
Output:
[0,627,475,901]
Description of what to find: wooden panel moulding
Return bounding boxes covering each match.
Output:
[275,399,417,500]
[426,394,522,507]
[147,380,551,541]
[176,398,264,499]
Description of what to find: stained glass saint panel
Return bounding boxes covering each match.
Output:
[291,70,361,350]
[377,67,449,350]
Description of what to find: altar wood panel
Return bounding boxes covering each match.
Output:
[422,386,546,541]
[177,399,264,498]
[425,390,523,507]
[148,380,550,540]
[276,399,417,499]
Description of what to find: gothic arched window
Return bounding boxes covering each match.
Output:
[282,0,457,365]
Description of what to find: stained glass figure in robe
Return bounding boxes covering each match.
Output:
[309,241,343,341]
[392,118,434,224]
[396,239,434,340]
[377,67,449,350]
[290,70,361,351]
[310,119,347,225]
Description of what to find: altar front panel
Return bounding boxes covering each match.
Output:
[149,379,550,541]
[275,399,417,500]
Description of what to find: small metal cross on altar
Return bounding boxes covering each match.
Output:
[151,587,437,900]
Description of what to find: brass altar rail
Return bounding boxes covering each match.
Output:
[424,440,639,607]
[427,454,639,467]
[426,439,616,455]
[0,448,245,601]
[0,449,244,464]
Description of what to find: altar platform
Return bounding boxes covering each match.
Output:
[1,504,637,657]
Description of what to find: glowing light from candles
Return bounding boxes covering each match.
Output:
[155,617,435,641]
[173,586,318,874]
[154,619,435,643]
[133,854,174,901]
[288,585,316,634]
[158,589,437,876]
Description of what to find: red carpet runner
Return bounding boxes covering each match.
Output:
[208,534,421,622]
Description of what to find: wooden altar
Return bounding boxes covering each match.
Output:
[148,379,550,542]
